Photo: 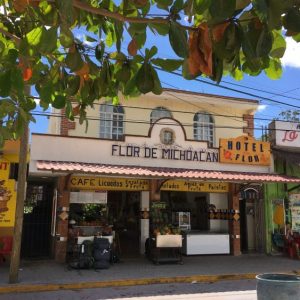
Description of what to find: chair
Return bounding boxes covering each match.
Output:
[0,236,13,264]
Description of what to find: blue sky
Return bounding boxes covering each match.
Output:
[30,33,300,139]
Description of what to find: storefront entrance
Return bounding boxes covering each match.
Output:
[107,191,140,258]
[68,190,141,259]
[240,187,264,253]
[21,183,54,258]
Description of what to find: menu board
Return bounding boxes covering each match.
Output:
[70,191,107,204]
[289,194,300,232]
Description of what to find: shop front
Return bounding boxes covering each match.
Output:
[266,121,300,256]
[29,119,300,263]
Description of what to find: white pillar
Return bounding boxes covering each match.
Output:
[140,191,150,254]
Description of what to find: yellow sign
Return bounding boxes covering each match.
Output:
[219,136,270,165]
[69,176,149,191]
[161,180,229,193]
[0,161,16,227]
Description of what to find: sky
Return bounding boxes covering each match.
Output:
[30,33,300,139]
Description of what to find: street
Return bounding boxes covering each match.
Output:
[0,279,256,300]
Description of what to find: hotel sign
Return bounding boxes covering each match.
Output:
[220,136,270,165]
[161,181,229,193]
[69,176,149,191]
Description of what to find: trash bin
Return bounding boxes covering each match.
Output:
[256,273,300,300]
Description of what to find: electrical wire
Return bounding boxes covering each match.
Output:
[30,111,296,133]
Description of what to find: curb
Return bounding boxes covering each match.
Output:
[0,273,257,294]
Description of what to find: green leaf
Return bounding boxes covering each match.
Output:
[209,0,236,23]
[0,70,11,97]
[136,63,154,93]
[145,46,158,60]
[124,74,139,96]
[52,94,66,109]
[135,32,147,48]
[292,33,300,42]
[241,22,261,60]
[270,31,286,58]
[39,82,53,104]
[65,101,74,121]
[283,8,300,33]
[128,23,147,35]
[252,0,268,23]
[170,0,184,14]
[115,63,131,83]
[194,0,211,14]
[66,75,81,96]
[149,23,170,35]
[152,58,183,71]
[65,49,84,72]
[150,65,162,95]
[256,26,273,57]
[267,0,288,30]
[95,41,105,61]
[26,27,43,47]
[156,0,173,10]
[264,58,282,79]
[40,27,58,53]
[60,26,74,48]
[10,68,24,95]
[230,68,243,80]
[169,22,188,58]
[7,49,18,64]
[57,0,74,25]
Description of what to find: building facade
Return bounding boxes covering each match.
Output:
[266,121,300,255]
[28,90,300,262]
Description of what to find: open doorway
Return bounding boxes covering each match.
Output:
[107,191,140,258]
[240,187,264,253]
[21,183,54,258]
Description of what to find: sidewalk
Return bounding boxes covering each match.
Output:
[0,254,299,294]
[105,290,257,300]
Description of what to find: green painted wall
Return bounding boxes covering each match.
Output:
[264,159,300,253]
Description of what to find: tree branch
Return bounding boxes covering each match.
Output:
[0,27,20,44]
[72,0,196,31]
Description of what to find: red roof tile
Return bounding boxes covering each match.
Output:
[36,161,300,183]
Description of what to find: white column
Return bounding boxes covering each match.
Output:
[140,191,150,254]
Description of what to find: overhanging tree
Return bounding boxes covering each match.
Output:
[1,0,300,283]
[0,0,300,141]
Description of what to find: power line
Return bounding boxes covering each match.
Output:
[155,67,300,110]
[161,81,246,125]
[42,100,290,123]
[31,111,293,133]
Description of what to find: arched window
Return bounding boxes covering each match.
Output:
[100,103,124,140]
[193,112,214,146]
[150,107,172,124]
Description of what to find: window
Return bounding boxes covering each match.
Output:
[100,103,124,140]
[150,107,172,124]
[194,112,214,146]
[9,163,29,180]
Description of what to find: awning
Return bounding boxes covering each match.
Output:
[36,160,300,183]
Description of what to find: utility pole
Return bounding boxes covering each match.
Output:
[9,114,29,283]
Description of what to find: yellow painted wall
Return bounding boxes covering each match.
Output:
[0,141,21,236]
[48,92,257,147]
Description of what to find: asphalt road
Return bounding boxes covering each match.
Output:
[0,279,257,300]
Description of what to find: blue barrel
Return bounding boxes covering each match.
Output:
[256,274,300,300]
